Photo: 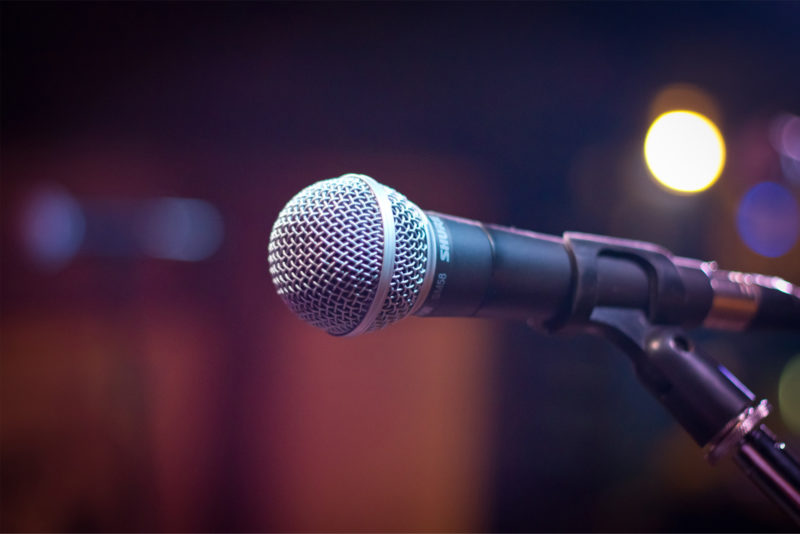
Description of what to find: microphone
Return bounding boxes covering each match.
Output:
[268,173,800,336]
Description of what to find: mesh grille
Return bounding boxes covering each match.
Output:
[371,189,430,330]
[268,176,384,335]
[268,175,430,335]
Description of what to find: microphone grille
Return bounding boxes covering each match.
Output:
[268,174,431,336]
[373,187,430,330]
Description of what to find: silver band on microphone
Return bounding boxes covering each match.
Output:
[345,174,397,337]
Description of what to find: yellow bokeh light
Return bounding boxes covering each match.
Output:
[644,110,726,193]
[779,354,800,433]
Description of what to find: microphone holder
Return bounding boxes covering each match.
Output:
[540,231,800,522]
[583,306,800,524]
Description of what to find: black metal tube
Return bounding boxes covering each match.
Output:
[735,425,800,524]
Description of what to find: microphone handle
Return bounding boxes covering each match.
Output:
[416,212,800,331]
[416,212,575,324]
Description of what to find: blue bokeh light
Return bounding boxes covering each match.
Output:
[138,198,224,261]
[736,182,799,257]
[22,185,86,271]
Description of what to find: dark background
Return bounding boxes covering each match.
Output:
[2,2,799,532]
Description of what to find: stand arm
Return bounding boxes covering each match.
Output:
[735,425,800,524]
[585,307,800,524]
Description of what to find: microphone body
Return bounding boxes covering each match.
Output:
[416,213,576,325]
[268,174,800,336]
[415,212,792,331]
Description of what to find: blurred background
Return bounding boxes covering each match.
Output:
[2,2,799,531]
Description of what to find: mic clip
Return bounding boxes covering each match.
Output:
[549,232,696,331]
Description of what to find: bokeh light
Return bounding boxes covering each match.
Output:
[778,354,800,434]
[770,113,800,161]
[644,110,726,193]
[20,184,86,271]
[138,198,224,262]
[779,153,800,185]
[770,113,800,184]
[736,182,799,257]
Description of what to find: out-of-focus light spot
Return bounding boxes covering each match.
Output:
[780,153,800,185]
[736,182,799,257]
[644,110,725,194]
[770,113,800,161]
[138,197,224,261]
[21,185,86,271]
[778,355,800,434]
[773,114,800,185]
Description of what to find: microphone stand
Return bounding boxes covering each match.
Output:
[585,306,800,523]
[551,233,800,523]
